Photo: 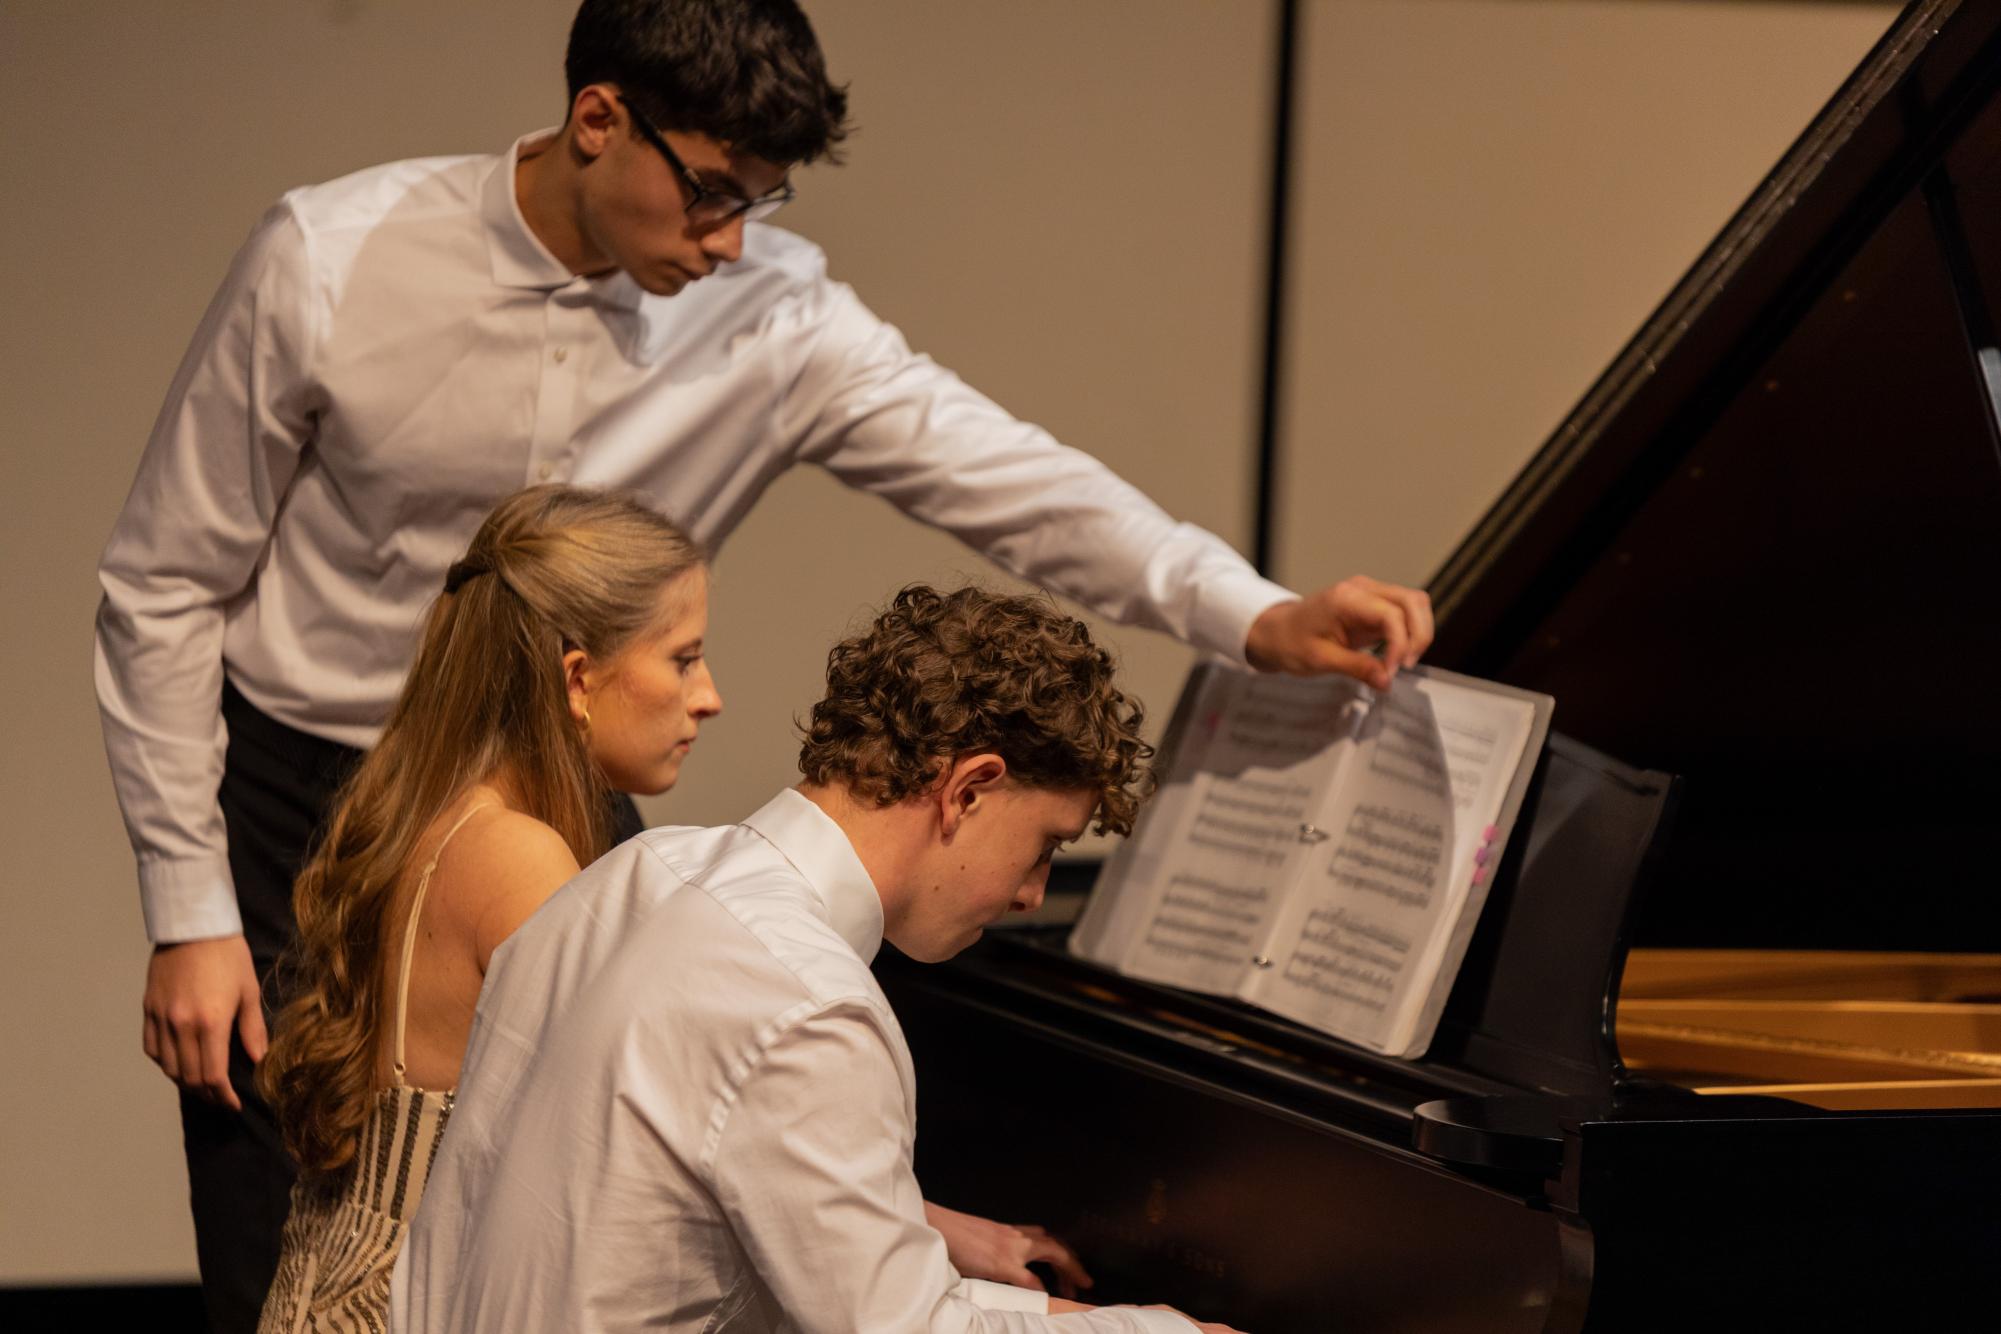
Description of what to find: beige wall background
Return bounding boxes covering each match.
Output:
[1277,0,1901,590]
[0,0,1893,1287]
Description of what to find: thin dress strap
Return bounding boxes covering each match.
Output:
[391,802,495,1086]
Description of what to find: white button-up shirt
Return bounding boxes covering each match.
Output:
[390,790,1196,1333]
[94,130,1293,943]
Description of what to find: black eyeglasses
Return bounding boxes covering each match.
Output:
[620,98,795,226]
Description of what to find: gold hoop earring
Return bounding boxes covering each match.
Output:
[580,705,593,733]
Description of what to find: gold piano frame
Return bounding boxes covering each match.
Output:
[1616,950,2001,1110]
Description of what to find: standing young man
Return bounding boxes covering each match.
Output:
[96,1,1432,1325]
[393,586,1240,1332]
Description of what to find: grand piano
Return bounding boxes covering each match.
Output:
[876,2,2001,1327]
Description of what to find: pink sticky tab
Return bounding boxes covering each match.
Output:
[1475,846,1491,866]
[1472,865,1489,885]
[1482,825,1499,843]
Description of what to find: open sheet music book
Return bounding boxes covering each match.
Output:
[1070,663,1553,1058]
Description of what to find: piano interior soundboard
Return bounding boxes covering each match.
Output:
[1616,949,2001,1109]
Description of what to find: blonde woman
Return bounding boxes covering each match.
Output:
[253,485,717,1330]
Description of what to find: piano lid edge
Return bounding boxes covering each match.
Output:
[1427,0,1997,669]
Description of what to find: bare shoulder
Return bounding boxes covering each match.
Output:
[438,807,580,886]
[430,806,583,967]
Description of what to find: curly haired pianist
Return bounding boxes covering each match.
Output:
[392,586,1242,1333]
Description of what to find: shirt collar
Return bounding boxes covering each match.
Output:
[481,129,644,309]
[741,789,885,961]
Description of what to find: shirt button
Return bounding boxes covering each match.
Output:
[552,346,569,364]
[537,462,554,481]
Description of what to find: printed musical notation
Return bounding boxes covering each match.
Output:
[1365,688,1503,812]
[1325,804,1443,910]
[1366,695,1448,797]
[1277,907,1414,1013]
[1214,679,1355,767]
[1141,873,1273,965]
[1187,775,1310,867]
[1072,660,1549,1058]
[1442,729,1501,812]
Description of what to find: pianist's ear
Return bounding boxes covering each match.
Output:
[936,752,1009,839]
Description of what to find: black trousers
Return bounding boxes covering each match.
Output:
[184,683,643,1333]
[183,683,362,1334]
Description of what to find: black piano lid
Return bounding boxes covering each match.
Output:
[1426,0,2001,954]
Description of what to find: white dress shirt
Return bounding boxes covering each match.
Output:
[390,789,1196,1333]
[94,130,1295,943]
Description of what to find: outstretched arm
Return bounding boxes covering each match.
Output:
[782,277,1426,687]
[781,280,1290,668]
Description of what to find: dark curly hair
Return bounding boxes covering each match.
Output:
[799,585,1154,836]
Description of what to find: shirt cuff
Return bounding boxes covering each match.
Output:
[138,856,244,944]
[956,1278,1049,1314]
[1188,566,1297,669]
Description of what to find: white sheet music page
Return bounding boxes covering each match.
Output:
[1076,669,1369,998]
[1245,668,1543,1055]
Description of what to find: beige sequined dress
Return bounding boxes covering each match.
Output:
[257,805,488,1333]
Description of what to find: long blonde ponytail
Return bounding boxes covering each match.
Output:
[259,486,704,1176]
